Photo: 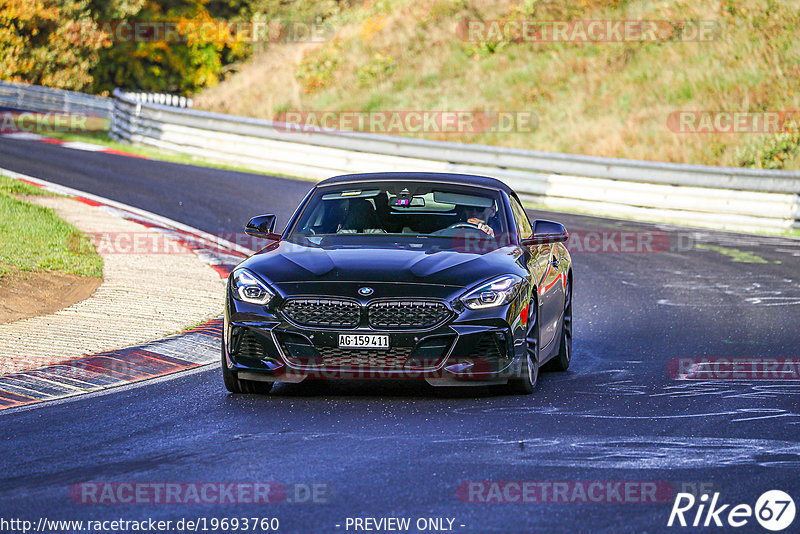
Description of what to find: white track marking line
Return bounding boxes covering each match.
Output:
[0,132,48,141]
[59,141,107,151]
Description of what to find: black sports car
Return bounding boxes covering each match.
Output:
[222,172,572,394]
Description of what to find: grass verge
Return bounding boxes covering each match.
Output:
[0,174,103,278]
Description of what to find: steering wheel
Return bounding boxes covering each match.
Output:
[447,222,482,230]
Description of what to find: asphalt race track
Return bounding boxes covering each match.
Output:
[2,136,800,533]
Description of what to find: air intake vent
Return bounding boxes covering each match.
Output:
[282,298,361,328]
[368,301,450,329]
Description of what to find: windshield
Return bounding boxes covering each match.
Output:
[287,182,510,249]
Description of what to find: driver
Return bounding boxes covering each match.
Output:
[464,205,496,237]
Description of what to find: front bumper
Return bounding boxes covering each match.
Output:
[224,291,527,386]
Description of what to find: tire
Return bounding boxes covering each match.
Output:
[221,341,274,395]
[544,274,572,372]
[508,295,539,394]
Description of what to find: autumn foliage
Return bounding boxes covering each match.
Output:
[0,0,108,90]
[0,0,344,95]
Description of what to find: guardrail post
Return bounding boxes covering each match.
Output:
[793,194,800,230]
[109,96,120,141]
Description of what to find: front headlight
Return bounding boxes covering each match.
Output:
[231,269,275,305]
[460,274,523,310]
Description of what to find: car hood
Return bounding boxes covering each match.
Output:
[238,240,524,289]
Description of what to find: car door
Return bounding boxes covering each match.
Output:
[541,235,567,349]
[510,197,562,350]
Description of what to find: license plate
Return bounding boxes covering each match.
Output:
[338,334,390,349]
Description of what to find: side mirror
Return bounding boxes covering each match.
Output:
[244,214,281,240]
[520,219,569,246]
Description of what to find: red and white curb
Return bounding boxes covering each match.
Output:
[0,168,258,411]
[0,131,146,158]
[0,320,223,409]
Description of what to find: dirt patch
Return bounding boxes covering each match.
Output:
[0,271,102,324]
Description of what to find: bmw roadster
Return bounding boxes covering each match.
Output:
[222,172,572,394]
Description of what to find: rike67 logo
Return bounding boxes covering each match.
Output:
[668,490,795,531]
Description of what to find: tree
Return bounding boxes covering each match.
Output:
[0,0,108,90]
[89,0,236,94]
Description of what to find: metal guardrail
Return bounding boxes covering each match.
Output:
[108,88,800,232]
[0,82,191,117]
[117,90,192,108]
[2,81,798,232]
[0,80,113,119]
